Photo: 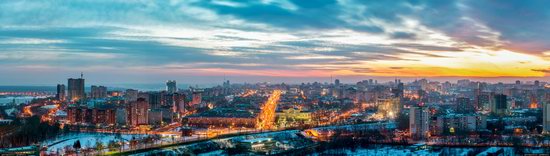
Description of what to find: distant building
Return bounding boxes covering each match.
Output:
[335,79,340,86]
[67,78,85,102]
[124,89,138,102]
[223,80,231,94]
[410,106,430,140]
[166,80,177,93]
[91,85,107,99]
[190,90,203,106]
[392,82,404,98]
[56,84,66,101]
[457,79,470,87]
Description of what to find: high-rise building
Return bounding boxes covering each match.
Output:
[56,84,66,101]
[493,94,507,116]
[67,78,85,102]
[392,82,404,98]
[222,80,231,95]
[124,89,139,102]
[335,79,340,86]
[457,79,470,87]
[166,80,177,93]
[410,106,430,140]
[223,80,230,88]
[90,85,107,99]
[128,98,149,126]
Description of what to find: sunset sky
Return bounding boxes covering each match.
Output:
[1,0,549,85]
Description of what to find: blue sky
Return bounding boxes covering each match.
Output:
[1,0,549,85]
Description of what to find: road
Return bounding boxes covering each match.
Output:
[256,90,282,130]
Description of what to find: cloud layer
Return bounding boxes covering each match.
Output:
[1,0,549,84]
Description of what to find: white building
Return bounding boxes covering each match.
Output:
[410,106,430,140]
[544,103,550,132]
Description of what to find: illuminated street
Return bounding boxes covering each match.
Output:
[256,90,282,130]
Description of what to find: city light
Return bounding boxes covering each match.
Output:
[1,1,549,155]
[256,90,282,130]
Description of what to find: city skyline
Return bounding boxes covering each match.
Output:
[2,1,550,155]
[1,1,550,85]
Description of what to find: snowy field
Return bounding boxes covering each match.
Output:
[42,132,149,153]
[314,147,474,156]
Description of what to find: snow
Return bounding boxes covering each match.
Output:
[198,150,225,156]
[55,110,67,116]
[4,108,19,117]
[42,132,148,153]
[477,147,516,156]
[315,146,474,156]
[40,105,57,109]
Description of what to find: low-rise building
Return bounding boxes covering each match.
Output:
[184,107,258,128]
[66,104,117,126]
[275,108,312,128]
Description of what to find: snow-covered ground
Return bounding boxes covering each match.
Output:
[315,146,474,156]
[42,132,148,154]
[198,150,224,156]
[476,147,518,156]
